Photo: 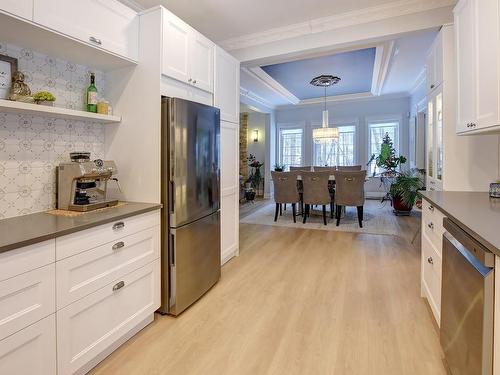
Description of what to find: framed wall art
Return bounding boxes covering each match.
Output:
[0,54,18,100]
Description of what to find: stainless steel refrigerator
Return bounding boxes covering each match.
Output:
[159,97,221,316]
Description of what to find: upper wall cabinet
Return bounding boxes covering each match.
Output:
[162,9,214,94]
[454,0,500,134]
[0,0,32,20]
[426,32,443,93]
[214,47,240,124]
[33,0,139,62]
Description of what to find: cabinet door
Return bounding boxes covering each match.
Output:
[435,91,443,184]
[425,50,435,92]
[0,315,56,375]
[162,10,191,84]
[215,47,240,123]
[426,95,434,182]
[189,31,215,93]
[0,0,32,20]
[433,32,443,89]
[455,0,477,132]
[57,261,160,375]
[33,0,138,61]
[474,0,500,129]
[220,121,239,264]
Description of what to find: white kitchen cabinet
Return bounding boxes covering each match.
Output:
[162,8,215,93]
[214,46,240,124]
[0,315,56,375]
[56,225,160,309]
[0,264,55,341]
[421,198,445,326]
[0,0,32,20]
[33,0,139,61]
[57,260,160,375]
[454,0,500,133]
[426,31,443,93]
[220,120,239,264]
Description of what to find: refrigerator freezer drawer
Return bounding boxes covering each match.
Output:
[168,211,221,315]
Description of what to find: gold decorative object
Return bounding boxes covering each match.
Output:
[9,71,34,103]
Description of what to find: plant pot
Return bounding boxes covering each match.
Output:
[245,190,256,201]
[392,195,413,216]
[36,100,54,106]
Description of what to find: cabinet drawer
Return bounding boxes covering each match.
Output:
[0,240,55,282]
[423,216,444,255]
[56,226,160,308]
[0,314,56,375]
[56,211,160,260]
[422,199,446,232]
[0,264,55,341]
[422,235,442,325]
[57,260,160,375]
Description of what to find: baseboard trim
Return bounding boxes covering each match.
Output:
[221,245,239,265]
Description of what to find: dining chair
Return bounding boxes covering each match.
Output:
[300,171,331,225]
[271,171,300,223]
[312,166,336,172]
[333,170,367,227]
[312,167,336,217]
[337,165,362,171]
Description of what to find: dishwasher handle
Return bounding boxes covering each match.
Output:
[443,218,495,269]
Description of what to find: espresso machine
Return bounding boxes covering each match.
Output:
[57,152,119,212]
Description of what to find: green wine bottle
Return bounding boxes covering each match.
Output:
[86,73,98,113]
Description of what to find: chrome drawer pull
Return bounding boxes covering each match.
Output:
[428,205,434,212]
[112,281,125,291]
[427,257,433,265]
[112,241,125,250]
[112,222,125,230]
[89,36,102,45]
[428,222,434,230]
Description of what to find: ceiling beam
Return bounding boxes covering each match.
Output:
[243,67,300,105]
[240,87,276,110]
[371,41,395,96]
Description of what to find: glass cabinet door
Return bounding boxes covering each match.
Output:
[435,92,443,181]
[427,97,434,179]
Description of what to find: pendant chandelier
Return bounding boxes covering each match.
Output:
[310,74,341,144]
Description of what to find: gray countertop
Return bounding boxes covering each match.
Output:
[0,202,162,254]
[420,191,500,255]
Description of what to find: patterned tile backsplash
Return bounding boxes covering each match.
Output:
[0,42,106,219]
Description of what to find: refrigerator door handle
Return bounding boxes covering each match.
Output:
[170,180,175,213]
[169,230,176,308]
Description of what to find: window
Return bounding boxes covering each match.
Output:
[279,128,303,169]
[313,125,356,166]
[368,121,400,175]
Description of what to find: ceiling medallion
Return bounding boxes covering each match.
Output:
[310,75,341,144]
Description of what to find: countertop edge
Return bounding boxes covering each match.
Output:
[419,192,500,256]
[0,203,162,254]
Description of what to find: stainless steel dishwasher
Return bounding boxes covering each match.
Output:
[441,218,495,375]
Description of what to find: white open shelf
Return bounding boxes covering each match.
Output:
[0,99,121,124]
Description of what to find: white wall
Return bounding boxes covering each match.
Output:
[275,96,411,167]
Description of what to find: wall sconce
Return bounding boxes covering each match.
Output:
[253,129,259,142]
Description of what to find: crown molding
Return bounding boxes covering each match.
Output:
[276,91,410,110]
[240,87,276,110]
[219,0,455,51]
[243,67,300,105]
[371,41,395,96]
[117,0,144,12]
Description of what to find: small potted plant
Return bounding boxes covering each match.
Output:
[33,91,56,106]
[274,163,285,172]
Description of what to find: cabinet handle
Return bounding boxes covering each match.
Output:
[428,205,434,212]
[430,84,435,89]
[89,36,102,45]
[112,221,125,230]
[428,222,434,230]
[188,78,192,82]
[112,281,125,291]
[193,79,197,84]
[427,257,434,265]
[112,241,125,250]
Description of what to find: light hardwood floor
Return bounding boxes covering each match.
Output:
[91,218,446,375]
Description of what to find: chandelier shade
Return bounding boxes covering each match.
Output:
[310,74,341,144]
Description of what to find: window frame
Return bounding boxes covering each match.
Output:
[277,122,305,169]
[310,119,358,167]
[366,115,401,175]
